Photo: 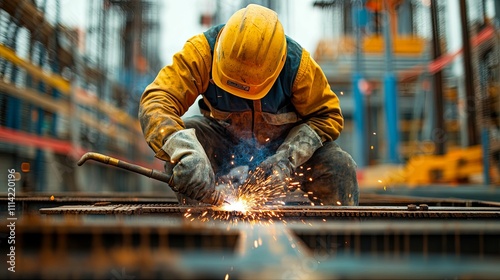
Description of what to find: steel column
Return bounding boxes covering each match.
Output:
[459,0,478,146]
[430,0,445,155]
[383,0,400,164]
[352,0,367,167]
[496,0,500,27]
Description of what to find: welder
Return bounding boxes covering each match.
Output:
[139,4,359,206]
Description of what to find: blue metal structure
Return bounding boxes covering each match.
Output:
[352,1,368,168]
[382,0,400,164]
[0,0,164,194]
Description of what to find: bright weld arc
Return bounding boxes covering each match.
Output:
[186,166,299,223]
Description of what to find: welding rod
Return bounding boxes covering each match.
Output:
[77,152,171,183]
[77,152,228,206]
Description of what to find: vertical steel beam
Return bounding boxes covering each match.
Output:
[5,24,21,130]
[51,0,61,138]
[383,0,400,164]
[34,0,49,192]
[496,0,500,26]
[398,0,412,35]
[353,0,367,167]
[459,0,478,146]
[430,0,445,155]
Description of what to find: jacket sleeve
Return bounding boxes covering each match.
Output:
[291,49,344,142]
[138,34,212,161]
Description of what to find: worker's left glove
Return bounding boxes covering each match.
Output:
[162,128,222,205]
[255,124,323,192]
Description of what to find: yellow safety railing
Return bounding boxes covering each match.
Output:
[0,43,143,148]
[0,44,71,94]
[314,35,427,62]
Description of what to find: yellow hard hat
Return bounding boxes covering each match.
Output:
[212,4,287,100]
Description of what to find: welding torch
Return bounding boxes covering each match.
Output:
[77,152,228,206]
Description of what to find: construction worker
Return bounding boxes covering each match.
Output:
[139,4,359,206]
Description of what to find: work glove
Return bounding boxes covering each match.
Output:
[216,165,249,202]
[254,124,323,193]
[162,128,223,205]
[218,165,249,189]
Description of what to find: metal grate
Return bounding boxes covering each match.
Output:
[1,214,499,280]
[294,221,500,259]
[34,204,500,220]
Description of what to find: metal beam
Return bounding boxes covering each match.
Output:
[0,44,71,94]
[459,0,479,146]
[430,0,445,155]
[6,217,500,280]
[1,0,74,69]
[37,204,500,220]
[352,0,367,167]
[383,0,400,164]
[496,0,500,26]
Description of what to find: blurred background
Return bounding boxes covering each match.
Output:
[0,0,499,199]
[1,1,500,279]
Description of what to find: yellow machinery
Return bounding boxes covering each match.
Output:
[388,145,488,185]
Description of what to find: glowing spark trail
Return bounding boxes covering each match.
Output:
[230,167,285,207]
[185,166,287,224]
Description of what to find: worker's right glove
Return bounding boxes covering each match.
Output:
[253,124,323,193]
[218,165,249,189]
[162,128,222,205]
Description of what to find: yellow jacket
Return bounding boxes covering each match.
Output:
[139,25,343,161]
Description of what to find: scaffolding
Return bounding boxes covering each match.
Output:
[312,0,500,185]
[0,0,165,193]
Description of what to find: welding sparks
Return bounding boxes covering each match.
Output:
[185,166,286,224]
[227,166,285,208]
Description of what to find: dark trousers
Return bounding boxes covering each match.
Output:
[174,115,359,206]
